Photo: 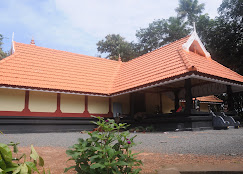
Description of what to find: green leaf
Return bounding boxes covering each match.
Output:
[4,166,18,173]
[116,161,128,166]
[19,163,28,174]
[13,145,18,154]
[42,168,51,174]
[13,166,21,174]
[39,156,44,167]
[25,161,39,173]
[0,154,6,170]
[30,145,39,161]
[132,168,142,174]
[64,166,75,173]
[90,163,105,169]
[18,154,26,161]
[7,142,20,154]
[113,143,120,151]
[90,155,100,162]
[0,143,12,163]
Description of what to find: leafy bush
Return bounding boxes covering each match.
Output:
[65,116,142,174]
[135,126,145,132]
[0,142,50,174]
[145,125,155,132]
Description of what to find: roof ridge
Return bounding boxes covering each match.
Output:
[14,42,119,63]
[187,50,243,78]
[177,48,197,72]
[126,35,191,63]
[0,54,16,65]
[210,58,243,78]
[108,61,123,94]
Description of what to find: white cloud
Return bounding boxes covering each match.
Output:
[201,0,222,18]
[54,0,222,43]
[54,0,179,41]
[0,0,222,56]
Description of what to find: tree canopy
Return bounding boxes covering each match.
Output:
[198,0,243,75]
[175,0,205,25]
[136,17,189,54]
[96,34,138,62]
[96,0,243,76]
[0,34,8,60]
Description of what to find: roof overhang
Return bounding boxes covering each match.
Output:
[0,72,243,97]
[0,84,110,97]
[180,100,223,104]
[111,72,243,96]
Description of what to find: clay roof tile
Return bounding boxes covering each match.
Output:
[0,36,243,95]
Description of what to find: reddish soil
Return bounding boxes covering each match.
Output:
[15,147,243,174]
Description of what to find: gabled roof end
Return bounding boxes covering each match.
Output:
[182,25,211,58]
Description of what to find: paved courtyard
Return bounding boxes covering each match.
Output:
[1,128,243,156]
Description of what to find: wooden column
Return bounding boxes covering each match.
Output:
[160,93,163,113]
[55,93,61,114]
[227,85,234,111]
[184,79,193,115]
[23,91,30,113]
[130,93,135,117]
[83,96,90,116]
[108,97,113,117]
[174,90,179,112]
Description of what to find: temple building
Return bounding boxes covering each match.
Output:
[180,95,223,112]
[0,30,243,133]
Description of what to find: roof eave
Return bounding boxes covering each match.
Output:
[0,84,110,97]
[1,71,243,97]
[110,71,243,96]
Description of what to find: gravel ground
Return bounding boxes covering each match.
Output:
[1,128,243,156]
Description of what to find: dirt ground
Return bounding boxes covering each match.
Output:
[15,147,243,174]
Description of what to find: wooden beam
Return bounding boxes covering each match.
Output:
[184,79,193,114]
[227,85,234,111]
[83,96,90,116]
[55,93,61,114]
[160,93,163,113]
[108,97,113,117]
[130,93,135,117]
[174,90,179,111]
[22,91,30,113]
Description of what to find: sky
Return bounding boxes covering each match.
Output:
[0,0,222,57]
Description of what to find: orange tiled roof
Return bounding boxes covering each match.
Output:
[111,36,190,93]
[0,43,120,94]
[195,95,223,103]
[182,51,243,83]
[0,35,243,95]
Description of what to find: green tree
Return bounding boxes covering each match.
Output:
[135,19,167,54]
[198,0,243,115]
[97,34,138,62]
[175,0,205,25]
[135,0,205,54]
[198,0,243,75]
[0,34,8,60]
[218,0,243,23]
[136,17,189,54]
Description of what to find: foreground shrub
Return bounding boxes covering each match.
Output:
[0,142,50,174]
[65,116,142,174]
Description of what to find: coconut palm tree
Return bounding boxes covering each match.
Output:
[175,0,205,25]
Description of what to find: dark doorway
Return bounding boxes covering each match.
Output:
[130,93,146,116]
